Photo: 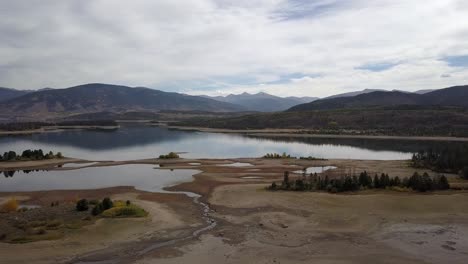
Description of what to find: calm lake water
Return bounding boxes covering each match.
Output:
[0,124,444,161]
[0,165,198,193]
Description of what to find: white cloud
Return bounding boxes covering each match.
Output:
[0,0,467,97]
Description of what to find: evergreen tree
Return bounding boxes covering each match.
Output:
[102,197,113,210]
[373,174,380,188]
[282,171,290,190]
[438,175,450,190]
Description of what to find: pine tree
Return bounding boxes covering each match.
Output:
[373,174,380,188]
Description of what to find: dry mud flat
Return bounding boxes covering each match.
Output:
[0,188,203,264]
[1,158,468,264]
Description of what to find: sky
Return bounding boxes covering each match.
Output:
[1,0,468,98]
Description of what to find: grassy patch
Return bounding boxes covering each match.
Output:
[101,205,148,218]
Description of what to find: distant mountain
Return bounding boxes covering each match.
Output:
[0,87,31,102]
[204,92,318,112]
[288,85,468,111]
[0,83,244,117]
[413,89,436,94]
[285,96,318,104]
[324,89,385,99]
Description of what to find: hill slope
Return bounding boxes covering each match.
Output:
[325,89,385,99]
[206,92,317,112]
[0,87,31,102]
[0,83,244,117]
[289,85,468,111]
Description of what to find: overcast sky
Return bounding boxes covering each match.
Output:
[1,0,468,97]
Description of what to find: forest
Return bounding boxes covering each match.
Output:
[412,144,468,179]
[174,107,468,137]
[268,171,450,193]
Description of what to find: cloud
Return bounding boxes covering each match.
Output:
[0,0,467,97]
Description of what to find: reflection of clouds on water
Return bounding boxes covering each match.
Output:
[0,165,199,193]
[293,166,337,174]
[0,125,421,160]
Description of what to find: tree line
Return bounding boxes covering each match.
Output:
[412,144,468,179]
[263,153,294,159]
[267,171,450,193]
[0,120,118,132]
[0,149,63,162]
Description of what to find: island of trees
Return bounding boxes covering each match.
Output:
[76,197,147,218]
[268,171,450,193]
[0,149,63,162]
[158,152,180,159]
[263,153,294,159]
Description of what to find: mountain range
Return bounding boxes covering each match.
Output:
[288,85,468,111]
[0,83,466,120]
[0,83,243,118]
[0,87,31,102]
[203,92,318,112]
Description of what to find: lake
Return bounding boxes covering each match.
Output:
[0,124,447,161]
[0,165,198,193]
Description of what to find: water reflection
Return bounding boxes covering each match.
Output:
[2,169,47,178]
[0,165,198,193]
[0,124,458,160]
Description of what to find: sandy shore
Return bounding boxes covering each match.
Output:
[1,157,467,263]
[0,158,86,170]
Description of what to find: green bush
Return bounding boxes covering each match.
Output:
[102,197,113,210]
[101,205,148,218]
[76,199,89,211]
[91,203,103,216]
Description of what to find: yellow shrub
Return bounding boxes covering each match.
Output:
[1,198,18,212]
[101,205,148,218]
[113,200,125,207]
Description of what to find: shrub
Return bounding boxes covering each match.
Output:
[461,166,468,180]
[1,198,18,212]
[89,199,99,205]
[102,197,113,210]
[91,203,103,216]
[76,199,89,211]
[35,228,47,235]
[101,205,148,218]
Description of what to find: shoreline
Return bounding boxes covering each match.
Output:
[0,125,120,136]
[166,125,468,142]
[2,122,468,142]
[0,158,86,170]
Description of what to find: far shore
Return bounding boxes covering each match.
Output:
[0,125,120,136]
[166,125,468,142]
[2,122,468,142]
